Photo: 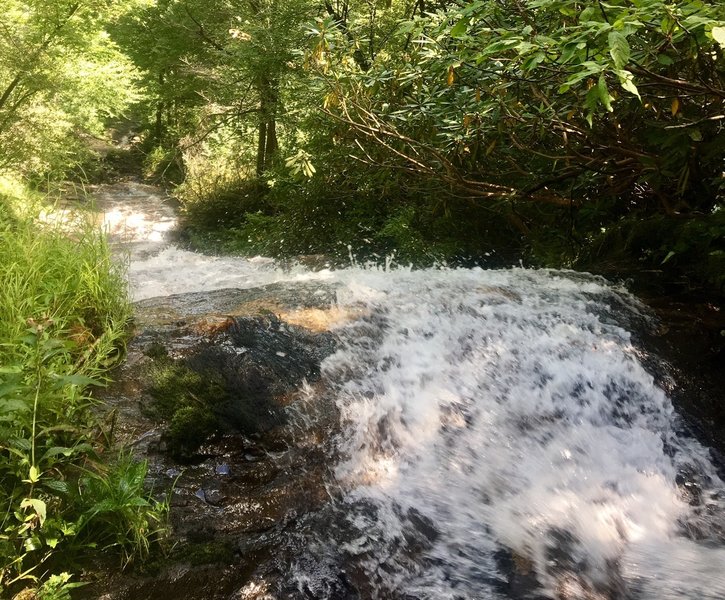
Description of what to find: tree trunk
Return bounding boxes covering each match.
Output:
[256,121,267,177]
[155,71,166,142]
[255,75,278,176]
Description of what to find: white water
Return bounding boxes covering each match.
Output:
[99,183,725,598]
[320,270,725,599]
[93,181,333,300]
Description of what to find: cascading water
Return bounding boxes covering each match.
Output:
[307,270,725,599]
[96,182,725,599]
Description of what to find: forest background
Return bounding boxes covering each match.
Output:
[1,0,724,293]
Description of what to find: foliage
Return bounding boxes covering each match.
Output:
[111,0,318,177]
[0,1,143,177]
[0,195,130,366]
[581,209,725,292]
[151,0,723,293]
[316,0,724,214]
[73,453,169,565]
[0,185,166,595]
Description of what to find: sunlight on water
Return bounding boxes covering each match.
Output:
[316,269,725,599]
[102,182,725,599]
[95,182,178,259]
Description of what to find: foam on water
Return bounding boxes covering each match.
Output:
[91,181,337,301]
[128,246,336,301]
[313,269,725,599]
[103,183,724,598]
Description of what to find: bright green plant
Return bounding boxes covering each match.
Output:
[0,1,144,177]
[0,190,167,594]
[36,572,85,600]
[73,453,170,566]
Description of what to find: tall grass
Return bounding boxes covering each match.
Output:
[0,182,167,597]
[0,217,130,369]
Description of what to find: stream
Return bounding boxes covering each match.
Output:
[86,182,725,600]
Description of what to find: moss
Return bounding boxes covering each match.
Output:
[178,541,236,566]
[147,360,207,419]
[145,356,228,458]
[167,406,218,456]
[144,340,169,360]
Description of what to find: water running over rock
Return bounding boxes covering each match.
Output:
[89,182,725,599]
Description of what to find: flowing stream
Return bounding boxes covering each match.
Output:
[94,182,725,599]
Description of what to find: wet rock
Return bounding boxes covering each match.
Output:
[405,508,439,544]
[493,549,545,599]
[143,313,336,460]
[637,297,725,452]
[86,281,346,599]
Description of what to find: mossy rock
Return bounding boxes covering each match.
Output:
[144,316,336,459]
[146,359,225,421]
[144,340,168,361]
[166,406,219,457]
[144,348,227,458]
[177,541,236,566]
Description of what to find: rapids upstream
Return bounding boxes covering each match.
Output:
[93,182,725,599]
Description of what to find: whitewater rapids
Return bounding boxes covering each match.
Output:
[99,182,725,599]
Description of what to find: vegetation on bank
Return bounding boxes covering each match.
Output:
[0,181,167,598]
[0,1,721,593]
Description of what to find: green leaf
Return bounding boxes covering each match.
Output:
[21,498,47,526]
[0,399,30,413]
[42,479,70,495]
[0,382,23,398]
[615,69,640,99]
[579,7,599,22]
[608,31,630,69]
[661,15,676,35]
[24,535,43,552]
[10,436,32,451]
[450,17,469,38]
[28,465,40,483]
[42,446,76,460]
[56,374,102,387]
[598,75,614,112]
[522,52,545,71]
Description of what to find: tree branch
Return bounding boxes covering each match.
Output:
[0,3,80,115]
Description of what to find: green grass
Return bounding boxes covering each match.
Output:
[0,180,168,597]
[0,203,129,367]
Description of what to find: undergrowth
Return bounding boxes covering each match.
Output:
[0,181,169,598]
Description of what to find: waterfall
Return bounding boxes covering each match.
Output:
[312,269,725,599]
[97,182,725,599]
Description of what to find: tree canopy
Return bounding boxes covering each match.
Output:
[0,0,723,286]
[320,0,725,214]
[0,1,143,175]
